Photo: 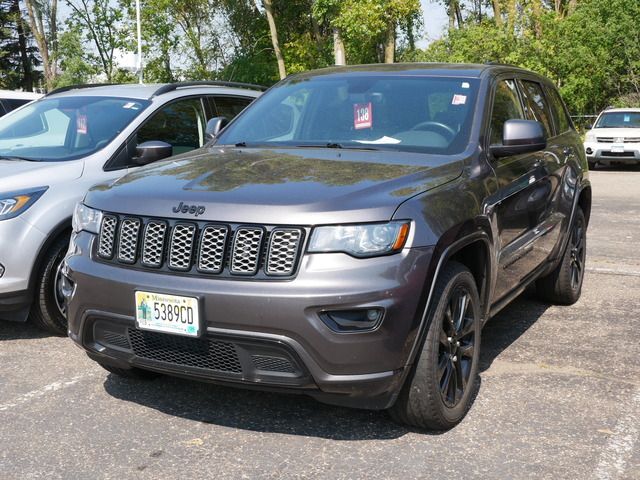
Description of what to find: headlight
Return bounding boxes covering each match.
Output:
[585,133,596,142]
[72,202,103,234]
[0,186,48,221]
[308,221,410,257]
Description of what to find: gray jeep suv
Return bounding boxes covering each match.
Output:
[65,64,591,430]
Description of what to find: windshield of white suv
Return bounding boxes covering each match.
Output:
[0,96,150,161]
[216,75,479,154]
[594,111,640,129]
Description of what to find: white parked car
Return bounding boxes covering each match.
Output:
[0,89,43,117]
[0,81,262,334]
[584,108,640,168]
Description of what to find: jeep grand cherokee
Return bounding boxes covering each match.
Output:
[64,64,591,430]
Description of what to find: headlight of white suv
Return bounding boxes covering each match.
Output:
[308,221,410,257]
[585,132,596,142]
[72,202,103,234]
[0,186,48,221]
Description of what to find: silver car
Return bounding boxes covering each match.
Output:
[0,82,262,334]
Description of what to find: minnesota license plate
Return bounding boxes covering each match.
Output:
[135,291,200,337]
[611,144,625,152]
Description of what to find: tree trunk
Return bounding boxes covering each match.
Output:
[333,28,346,65]
[11,0,34,91]
[383,22,395,63]
[454,1,463,27]
[492,0,503,26]
[262,0,286,80]
[24,0,56,89]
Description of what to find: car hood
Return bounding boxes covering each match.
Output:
[589,128,640,139]
[0,159,84,192]
[85,147,462,225]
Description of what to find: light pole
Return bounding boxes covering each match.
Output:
[136,0,143,83]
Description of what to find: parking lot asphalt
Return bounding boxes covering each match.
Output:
[1,168,639,480]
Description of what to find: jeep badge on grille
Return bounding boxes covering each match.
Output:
[172,202,206,217]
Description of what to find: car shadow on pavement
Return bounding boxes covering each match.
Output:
[101,290,551,440]
[0,319,51,340]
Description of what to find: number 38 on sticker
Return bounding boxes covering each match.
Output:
[354,102,373,129]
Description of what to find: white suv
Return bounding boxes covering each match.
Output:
[0,82,262,334]
[584,108,640,168]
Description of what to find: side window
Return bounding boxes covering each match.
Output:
[546,86,571,134]
[519,80,553,138]
[137,98,205,155]
[490,79,524,145]
[213,96,253,120]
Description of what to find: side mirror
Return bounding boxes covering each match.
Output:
[490,119,547,158]
[205,116,229,141]
[133,140,173,165]
[585,124,593,130]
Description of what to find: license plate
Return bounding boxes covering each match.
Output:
[611,144,625,152]
[135,291,200,337]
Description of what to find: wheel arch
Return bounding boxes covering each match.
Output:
[27,217,72,294]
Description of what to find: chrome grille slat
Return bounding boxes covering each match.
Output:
[97,215,118,259]
[230,227,264,275]
[266,228,302,276]
[169,223,196,271]
[97,214,302,278]
[198,225,228,273]
[117,218,141,264]
[141,221,167,267]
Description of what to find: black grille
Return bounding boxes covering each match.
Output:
[252,355,295,373]
[128,329,242,373]
[102,331,131,349]
[96,214,304,279]
[602,151,635,157]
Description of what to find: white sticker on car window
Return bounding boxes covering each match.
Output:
[461,82,470,89]
[452,94,467,105]
[624,114,630,122]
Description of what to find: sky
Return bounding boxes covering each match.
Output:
[419,0,449,47]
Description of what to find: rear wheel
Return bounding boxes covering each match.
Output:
[536,208,587,305]
[390,262,481,430]
[29,235,70,336]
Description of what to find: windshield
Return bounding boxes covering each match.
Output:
[594,111,640,129]
[0,96,150,161]
[216,75,479,154]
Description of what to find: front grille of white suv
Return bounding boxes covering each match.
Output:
[96,214,305,279]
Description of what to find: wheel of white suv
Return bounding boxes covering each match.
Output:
[390,262,481,430]
[536,208,587,305]
[29,236,69,335]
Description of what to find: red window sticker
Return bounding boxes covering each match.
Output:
[76,114,88,134]
[354,102,373,129]
[452,94,467,105]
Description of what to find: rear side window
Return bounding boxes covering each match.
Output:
[213,96,253,120]
[519,80,553,138]
[490,79,524,145]
[546,86,571,134]
[3,98,30,110]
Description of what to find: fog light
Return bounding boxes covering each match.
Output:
[0,263,4,278]
[586,147,593,155]
[319,308,384,332]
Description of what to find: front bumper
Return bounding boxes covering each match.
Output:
[0,216,46,316]
[584,142,640,165]
[66,231,434,409]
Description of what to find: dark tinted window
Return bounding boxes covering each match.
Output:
[490,80,524,145]
[213,96,253,120]
[519,80,553,138]
[3,98,30,110]
[137,98,206,155]
[546,86,571,134]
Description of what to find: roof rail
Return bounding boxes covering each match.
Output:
[484,61,520,68]
[46,83,120,96]
[151,81,267,98]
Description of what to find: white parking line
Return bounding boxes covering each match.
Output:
[0,374,91,412]
[594,388,640,479]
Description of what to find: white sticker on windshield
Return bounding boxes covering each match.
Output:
[624,114,631,122]
[123,102,137,109]
[452,94,467,105]
[461,82,470,89]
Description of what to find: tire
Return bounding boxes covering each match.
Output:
[536,208,587,305]
[390,262,481,430]
[98,362,159,380]
[29,235,70,336]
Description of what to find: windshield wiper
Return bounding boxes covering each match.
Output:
[295,142,379,151]
[0,155,38,162]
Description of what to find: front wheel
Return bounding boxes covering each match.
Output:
[29,235,70,336]
[390,262,481,430]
